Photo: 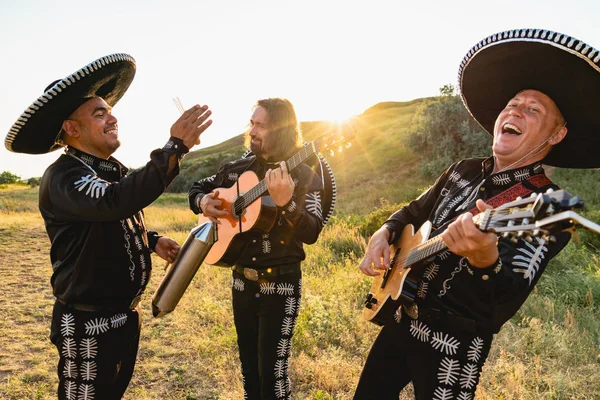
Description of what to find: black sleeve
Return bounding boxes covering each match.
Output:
[42,138,188,222]
[383,165,453,243]
[187,162,231,214]
[276,166,325,244]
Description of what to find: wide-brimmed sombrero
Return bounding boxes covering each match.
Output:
[5,53,136,154]
[459,28,600,168]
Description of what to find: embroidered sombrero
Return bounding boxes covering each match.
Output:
[5,53,136,154]
[459,28,600,168]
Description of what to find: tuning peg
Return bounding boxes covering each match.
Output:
[338,146,343,153]
[546,188,555,193]
[516,196,523,201]
[530,192,537,198]
[345,142,352,148]
[329,149,335,157]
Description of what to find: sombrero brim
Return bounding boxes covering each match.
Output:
[5,53,136,154]
[459,29,600,168]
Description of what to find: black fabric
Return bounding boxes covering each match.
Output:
[383,157,571,333]
[39,138,186,309]
[354,313,493,399]
[232,271,302,400]
[50,300,141,400]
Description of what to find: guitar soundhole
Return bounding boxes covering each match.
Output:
[231,197,246,219]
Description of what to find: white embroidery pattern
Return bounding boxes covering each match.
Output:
[260,282,276,295]
[513,169,531,181]
[77,383,95,400]
[424,263,439,280]
[449,171,461,182]
[65,381,77,400]
[460,363,479,389]
[134,235,143,251]
[203,175,216,183]
[394,306,403,323]
[84,318,110,336]
[457,392,474,400]
[431,332,461,355]
[73,175,108,198]
[492,174,511,186]
[62,338,77,359]
[277,283,295,296]
[277,338,290,357]
[467,337,484,362]
[98,161,114,172]
[436,208,451,226]
[275,359,287,378]
[287,201,297,213]
[232,277,245,292]
[80,338,98,359]
[457,179,470,189]
[275,379,287,399]
[81,361,97,381]
[285,297,296,315]
[439,257,467,298]
[438,250,451,260]
[61,313,75,337]
[305,191,323,220]
[409,320,431,342]
[120,220,136,282]
[64,359,78,378]
[110,314,128,328]
[417,282,429,299]
[440,188,450,196]
[262,238,272,254]
[512,238,548,284]
[437,357,461,385]
[281,317,295,336]
[228,172,239,181]
[433,387,453,400]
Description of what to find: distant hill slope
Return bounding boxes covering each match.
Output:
[169,99,433,214]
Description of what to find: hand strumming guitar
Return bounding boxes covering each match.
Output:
[359,226,391,277]
[265,161,295,207]
[200,190,228,224]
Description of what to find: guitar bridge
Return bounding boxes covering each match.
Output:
[381,248,401,289]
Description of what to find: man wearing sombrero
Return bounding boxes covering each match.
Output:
[5,53,212,399]
[355,28,599,399]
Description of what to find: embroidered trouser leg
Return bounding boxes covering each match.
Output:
[232,270,302,400]
[354,313,493,400]
[50,300,141,400]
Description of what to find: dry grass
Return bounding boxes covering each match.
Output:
[1,183,600,399]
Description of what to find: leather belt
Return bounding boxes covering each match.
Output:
[233,263,301,281]
[405,306,477,334]
[57,295,141,312]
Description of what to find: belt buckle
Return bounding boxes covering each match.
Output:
[129,295,141,310]
[243,268,259,281]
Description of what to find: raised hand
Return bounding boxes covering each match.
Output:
[170,104,213,150]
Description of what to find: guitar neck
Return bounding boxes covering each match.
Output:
[404,235,448,267]
[240,142,317,207]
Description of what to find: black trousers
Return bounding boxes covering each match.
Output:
[354,310,493,400]
[232,269,302,400]
[50,300,141,400]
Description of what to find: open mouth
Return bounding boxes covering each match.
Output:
[105,128,118,137]
[502,123,522,135]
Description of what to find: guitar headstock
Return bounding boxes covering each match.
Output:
[313,122,357,157]
[477,189,591,243]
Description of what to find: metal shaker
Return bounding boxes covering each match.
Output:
[152,221,216,318]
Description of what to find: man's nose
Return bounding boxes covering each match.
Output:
[107,113,118,125]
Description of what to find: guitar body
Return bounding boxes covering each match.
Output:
[198,170,277,267]
[363,221,432,326]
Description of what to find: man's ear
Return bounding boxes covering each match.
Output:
[549,126,568,145]
[62,120,79,138]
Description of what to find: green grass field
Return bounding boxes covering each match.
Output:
[1,98,600,399]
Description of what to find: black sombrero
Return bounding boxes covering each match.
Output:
[5,53,136,154]
[459,28,600,168]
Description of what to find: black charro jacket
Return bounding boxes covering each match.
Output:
[188,155,324,268]
[383,157,571,333]
[39,138,187,309]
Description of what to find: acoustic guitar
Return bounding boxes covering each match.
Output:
[363,189,600,326]
[198,128,354,267]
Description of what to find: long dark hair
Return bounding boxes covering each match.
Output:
[244,98,303,160]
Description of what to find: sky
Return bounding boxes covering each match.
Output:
[1,0,600,179]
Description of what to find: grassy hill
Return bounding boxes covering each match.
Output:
[169,98,432,214]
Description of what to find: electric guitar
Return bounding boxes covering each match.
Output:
[198,127,355,267]
[363,189,600,326]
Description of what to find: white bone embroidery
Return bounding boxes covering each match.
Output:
[437,357,460,385]
[512,238,548,284]
[431,331,461,355]
[73,175,108,198]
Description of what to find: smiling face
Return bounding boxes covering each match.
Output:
[248,105,274,160]
[62,97,120,159]
[492,89,567,171]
